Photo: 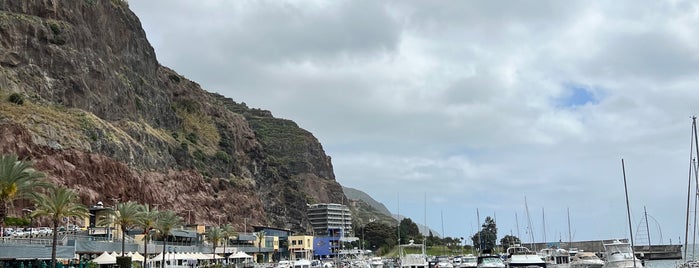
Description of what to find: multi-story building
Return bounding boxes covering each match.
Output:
[307,203,352,237]
[288,235,314,260]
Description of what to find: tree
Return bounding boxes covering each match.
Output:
[254,230,266,263]
[105,201,143,257]
[31,186,89,268]
[471,216,497,252]
[364,221,396,253]
[0,154,46,235]
[500,235,521,251]
[222,224,237,257]
[154,210,182,268]
[206,226,223,261]
[399,218,422,244]
[135,205,159,268]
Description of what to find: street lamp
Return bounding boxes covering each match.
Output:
[22,208,33,243]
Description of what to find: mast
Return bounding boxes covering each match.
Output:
[621,159,637,268]
[477,208,482,253]
[516,212,521,242]
[441,210,446,256]
[525,196,536,251]
[643,206,651,247]
[684,117,696,260]
[542,207,547,245]
[567,207,572,250]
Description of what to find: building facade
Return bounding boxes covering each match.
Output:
[307,203,352,237]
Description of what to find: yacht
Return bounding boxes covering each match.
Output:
[461,255,478,268]
[477,255,506,268]
[539,248,570,268]
[569,252,604,268]
[601,240,642,268]
[399,240,428,268]
[505,245,546,268]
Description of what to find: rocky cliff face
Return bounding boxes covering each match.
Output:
[0,0,345,232]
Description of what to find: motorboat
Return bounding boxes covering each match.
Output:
[399,240,428,268]
[370,257,384,268]
[435,256,454,268]
[293,259,312,268]
[461,255,478,268]
[569,252,604,268]
[505,245,546,268]
[477,255,506,268]
[539,248,570,268]
[601,240,642,268]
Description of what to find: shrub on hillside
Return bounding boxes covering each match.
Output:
[8,93,24,105]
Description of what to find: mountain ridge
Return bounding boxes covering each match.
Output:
[0,0,345,232]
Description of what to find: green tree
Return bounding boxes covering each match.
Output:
[135,205,159,268]
[104,201,142,257]
[399,218,422,244]
[364,221,396,252]
[207,226,223,260]
[222,223,237,256]
[31,186,89,268]
[0,154,46,235]
[154,210,182,268]
[500,235,521,250]
[254,230,266,263]
[471,216,497,252]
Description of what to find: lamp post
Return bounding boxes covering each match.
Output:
[217,215,223,227]
[22,208,33,243]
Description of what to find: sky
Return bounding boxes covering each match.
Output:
[129,1,699,245]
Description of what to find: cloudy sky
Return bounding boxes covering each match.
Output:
[129,1,699,244]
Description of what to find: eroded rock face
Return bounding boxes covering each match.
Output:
[0,0,346,232]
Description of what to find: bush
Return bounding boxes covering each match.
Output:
[115,256,132,268]
[49,22,61,35]
[168,74,181,83]
[186,132,198,144]
[8,93,24,105]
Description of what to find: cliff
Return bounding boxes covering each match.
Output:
[0,0,344,232]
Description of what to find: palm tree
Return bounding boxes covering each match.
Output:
[254,230,266,263]
[206,226,223,261]
[136,204,159,268]
[154,210,182,268]
[221,223,237,257]
[107,201,143,257]
[31,186,89,268]
[0,154,46,234]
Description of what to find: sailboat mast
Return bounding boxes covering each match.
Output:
[542,207,547,245]
[477,208,482,253]
[516,212,521,242]
[643,206,651,247]
[525,197,536,251]
[684,117,697,260]
[567,207,572,250]
[621,159,637,268]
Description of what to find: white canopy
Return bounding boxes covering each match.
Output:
[93,252,117,264]
[230,252,253,259]
[110,251,119,257]
[131,252,145,262]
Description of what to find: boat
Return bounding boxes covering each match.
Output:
[461,255,478,268]
[539,248,570,268]
[370,257,384,268]
[399,240,428,268]
[435,256,454,268]
[569,252,604,268]
[505,245,546,268]
[293,259,312,268]
[477,255,506,268]
[601,240,642,268]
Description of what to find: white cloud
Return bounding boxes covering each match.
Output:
[130,0,699,242]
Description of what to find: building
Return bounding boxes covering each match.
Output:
[307,203,352,237]
[288,235,314,260]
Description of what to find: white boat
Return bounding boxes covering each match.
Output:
[461,255,478,268]
[505,245,546,268]
[399,240,428,268]
[477,255,506,268]
[370,257,384,268]
[539,248,569,268]
[602,240,642,268]
[569,252,604,268]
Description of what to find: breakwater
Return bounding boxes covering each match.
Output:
[520,239,682,260]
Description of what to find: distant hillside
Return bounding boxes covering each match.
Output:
[343,186,440,236]
[343,187,392,216]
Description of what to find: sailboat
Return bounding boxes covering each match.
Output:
[679,116,699,268]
